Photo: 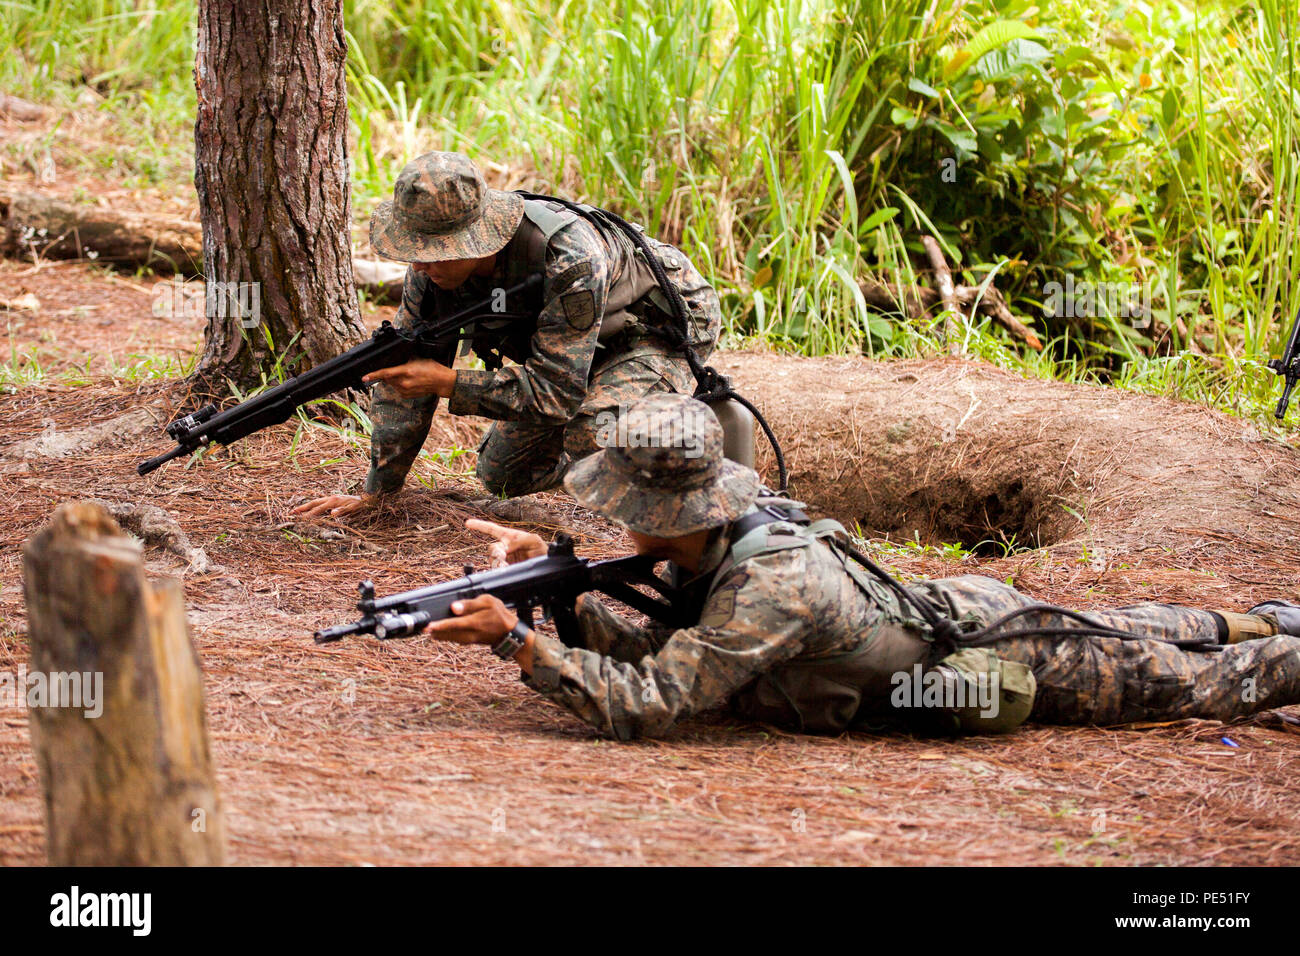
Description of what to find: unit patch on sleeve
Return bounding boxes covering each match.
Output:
[552,260,594,294]
[698,584,739,628]
[561,289,598,330]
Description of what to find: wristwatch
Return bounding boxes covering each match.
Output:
[491,620,531,660]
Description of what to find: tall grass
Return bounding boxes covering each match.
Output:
[0,0,1297,430]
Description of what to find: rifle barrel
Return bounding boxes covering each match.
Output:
[137,274,544,476]
[137,443,194,476]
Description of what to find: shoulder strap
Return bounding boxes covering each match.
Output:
[716,504,816,578]
[729,503,810,543]
[522,198,577,240]
[720,506,904,617]
[520,199,578,276]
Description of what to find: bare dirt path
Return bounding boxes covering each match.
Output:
[1,260,1298,866]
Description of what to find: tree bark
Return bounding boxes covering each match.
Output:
[22,501,225,865]
[193,0,366,391]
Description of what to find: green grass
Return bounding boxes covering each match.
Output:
[0,340,47,390]
[0,0,1297,434]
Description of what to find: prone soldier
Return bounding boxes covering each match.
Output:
[417,393,1300,740]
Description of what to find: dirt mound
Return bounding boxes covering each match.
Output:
[727,353,1300,573]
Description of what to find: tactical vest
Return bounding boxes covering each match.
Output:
[714,501,1036,735]
[447,198,686,367]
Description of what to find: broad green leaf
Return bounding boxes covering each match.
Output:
[934,122,978,154]
[907,77,940,99]
[867,315,896,342]
[891,105,919,129]
[947,20,1044,78]
[1161,88,1178,127]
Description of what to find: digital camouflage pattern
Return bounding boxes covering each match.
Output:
[563,393,761,535]
[525,507,909,740]
[912,575,1300,725]
[369,151,525,263]
[364,198,722,497]
[474,355,682,498]
[526,546,1300,739]
[520,393,1300,740]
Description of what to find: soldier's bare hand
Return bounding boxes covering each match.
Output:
[422,594,518,645]
[464,518,547,568]
[293,493,378,520]
[363,359,456,398]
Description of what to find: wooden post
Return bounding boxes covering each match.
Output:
[22,502,224,865]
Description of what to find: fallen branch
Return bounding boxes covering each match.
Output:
[85,498,216,574]
[861,280,1044,351]
[2,188,406,302]
[0,93,48,122]
[921,235,961,354]
[3,191,203,274]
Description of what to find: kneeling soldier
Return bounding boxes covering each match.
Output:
[297,151,720,519]
[421,393,1300,740]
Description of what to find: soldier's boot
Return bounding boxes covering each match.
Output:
[1245,601,1300,638]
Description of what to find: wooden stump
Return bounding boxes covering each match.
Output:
[22,501,224,865]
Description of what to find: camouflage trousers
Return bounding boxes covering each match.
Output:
[909,575,1300,725]
[475,346,694,497]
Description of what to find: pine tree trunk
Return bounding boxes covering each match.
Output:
[193,0,366,392]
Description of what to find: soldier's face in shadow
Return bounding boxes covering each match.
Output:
[627,527,714,574]
[413,255,496,290]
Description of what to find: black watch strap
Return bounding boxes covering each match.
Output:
[491,620,531,660]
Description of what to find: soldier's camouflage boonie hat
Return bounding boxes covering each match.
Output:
[370,151,525,263]
[565,393,761,536]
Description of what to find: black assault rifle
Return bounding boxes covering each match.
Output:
[137,273,544,475]
[312,535,692,644]
[1270,303,1300,422]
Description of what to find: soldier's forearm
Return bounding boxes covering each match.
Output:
[448,366,582,424]
[365,387,440,492]
[514,631,535,675]
[523,632,689,740]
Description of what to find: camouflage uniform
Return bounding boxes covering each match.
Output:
[364,153,721,498]
[519,394,1300,741]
